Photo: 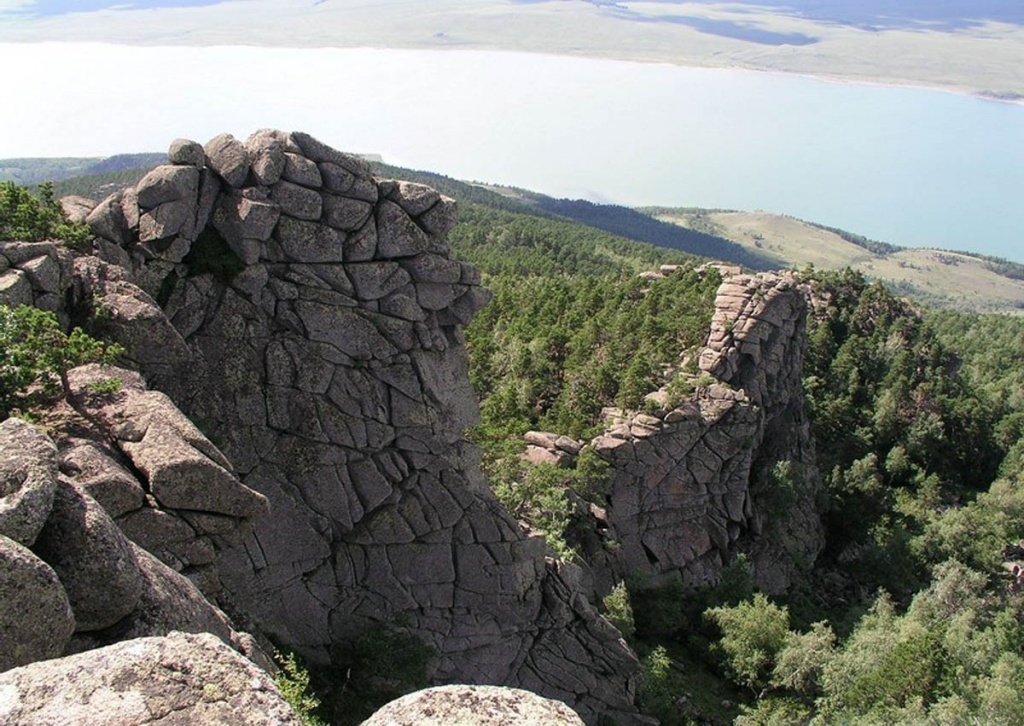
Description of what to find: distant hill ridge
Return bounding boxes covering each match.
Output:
[0,153,165,186]
[4,152,1023,311]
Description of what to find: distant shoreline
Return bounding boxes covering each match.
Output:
[1,0,1021,99]
[2,36,1021,107]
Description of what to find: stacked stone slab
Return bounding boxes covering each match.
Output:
[0,413,264,674]
[0,241,74,327]
[573,271,824,594]
[64,131,640,723]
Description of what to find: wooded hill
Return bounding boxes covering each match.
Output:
[4,153,1024,724]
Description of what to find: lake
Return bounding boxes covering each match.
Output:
[2,43,1022,260]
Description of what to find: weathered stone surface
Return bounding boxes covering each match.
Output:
[322,192,373,230]
[388,181,441,217]
[402,252,462,284]
[282,151,322,188]
[0,631,302,725]
[245,129,287,185]
[377,199,430,258]
[71,258,191,374]
[60,441,146,518]
[33,479,143,632]
[319,161,355,193]
[85,192,128,245]
[18,254,61,295]
[364,684,586,726]
[97,546,235,644]
[203,133,250,188]
[275,215,346,262]
[292,131,371,176]
[136,165,199,210]
[212,191,280,264]
[65,366,268,520]
[419,197,458,238]
[348,261,411,301]
[0,269,32,308]
[272,179,323,221]
[0,534,74,672]
[59,195,97,224]
[0,418,59,547]
[168,138,205,167]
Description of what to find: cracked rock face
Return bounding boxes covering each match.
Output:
[573,271,825,595]
[60,130,641,722]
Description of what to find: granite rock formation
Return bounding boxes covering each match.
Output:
[14,131,642,722]
[0,400,264,673]
[0,631,300,725]
[551,270,825,595]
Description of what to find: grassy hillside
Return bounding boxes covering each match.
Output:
[649,208,1024,312]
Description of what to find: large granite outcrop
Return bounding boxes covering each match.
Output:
[0,631,300,725]
[559,270,824,595]
[50,130,640,722]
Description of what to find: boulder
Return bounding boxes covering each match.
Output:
[271,180,323,221]
[85,192,128,246]
[59,195,97,224]
[245,129,287,185]
[203,133,250,188]
[59,440,146,519]
[0,534,74,672]
[0,269,32,308]
[135,165,199,210]
[363,685,586,726]
[281,152,323,188]
[92,546,235,644]
[322,193,373,231]
[0,631,302,725]
[0,418,59,547]
[168,138,206,167]
[32,479,143,632]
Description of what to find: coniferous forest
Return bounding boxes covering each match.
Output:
[447,186,1024,725]
[3,166,1024,725]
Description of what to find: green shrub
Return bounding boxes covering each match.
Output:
[0,304,123,418]
[704,593,790,694]
[639,645,681,724]
[273,650,326,726]
[603,582,636,640]
[770,621,836,697]
[0,181,93,249]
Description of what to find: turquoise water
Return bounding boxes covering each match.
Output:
[2,44,1021,260]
